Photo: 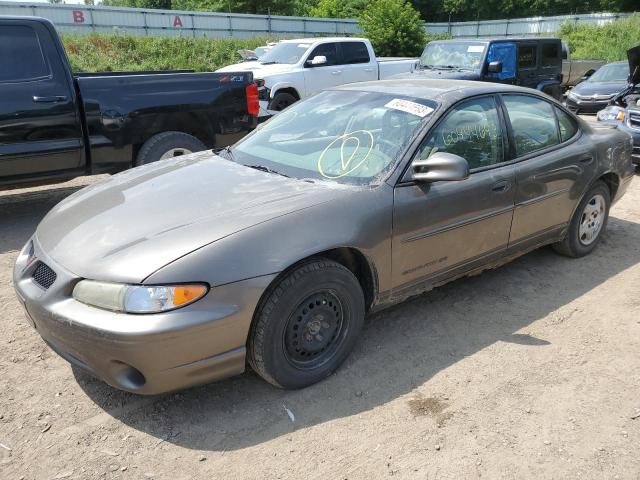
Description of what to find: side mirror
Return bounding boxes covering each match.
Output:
[412,152,469,182]
[487,61,503,73]
[309,55,327,66]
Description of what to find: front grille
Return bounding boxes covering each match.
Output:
[628,110,640,131]
[32,261,57,290]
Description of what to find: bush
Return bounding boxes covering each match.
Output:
[61,33,273,72]
[559,15,640,63]
[358,0,427,57]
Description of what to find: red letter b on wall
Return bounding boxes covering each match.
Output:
[72,10,85,23]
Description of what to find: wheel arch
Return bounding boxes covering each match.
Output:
[270,86,301,101]
[598,171,620,200]
[254,246,378,319]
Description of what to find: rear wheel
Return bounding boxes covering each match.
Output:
[553,181,610,257]
[135,131,206,166]
[268,92,297,111]
[248,259,365,389]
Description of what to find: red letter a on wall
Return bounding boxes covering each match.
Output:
[173,16,183,27]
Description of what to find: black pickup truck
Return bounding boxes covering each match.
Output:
[397,37,564,100]
[0,16,259,188]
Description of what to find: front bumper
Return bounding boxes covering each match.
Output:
[615,122,640,166]
[13,238,275,394]
[565,96,611,114]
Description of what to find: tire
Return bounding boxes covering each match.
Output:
[553,181,611,258]
[135,131,206,166]
[248,258,365,389]
[268,92,297,112]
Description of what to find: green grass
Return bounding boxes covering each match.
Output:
[62,33,274,72]
[559,15,640,62]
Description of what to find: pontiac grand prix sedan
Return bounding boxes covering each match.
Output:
[14,80,635,394]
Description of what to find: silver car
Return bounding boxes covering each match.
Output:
[13,80,635,394]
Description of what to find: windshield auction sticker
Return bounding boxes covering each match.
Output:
[385,99,434,118]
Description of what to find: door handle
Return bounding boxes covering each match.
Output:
[491,180,511,192]
[364,68,374,72]
[33,95,68,103]
[579,155,594,164]
[331,70,341,75]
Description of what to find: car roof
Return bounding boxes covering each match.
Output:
[279,37,368,43]
[429,37,561,43]
[332,79,536,102]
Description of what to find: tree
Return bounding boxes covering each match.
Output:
[310,0,367,18]
[172,0,304,15]
[359,0,427,56]
[102,0,172,8]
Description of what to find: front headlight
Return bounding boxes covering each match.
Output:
[72,280,208,314]
[596,106,625,122]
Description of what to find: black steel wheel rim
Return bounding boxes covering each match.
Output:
[283,291,345,369]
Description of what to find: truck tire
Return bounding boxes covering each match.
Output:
[552,181,610,258]
[268,92,297,111]
[135,131,206,166]
[247,258,365,389]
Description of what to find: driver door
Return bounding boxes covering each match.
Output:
[391,95,516,291]
[303,42,343,96]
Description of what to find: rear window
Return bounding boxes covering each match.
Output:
[541,42,560,68]
[0,26,49,82]
[518,45,537,69]
[341,42,370,64]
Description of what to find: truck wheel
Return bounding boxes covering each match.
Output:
[135,131,206,166]
[268,92,297,111]
[552,181,610,258]
[248,258,365,389]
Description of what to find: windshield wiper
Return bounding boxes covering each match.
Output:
[260,61,279,65]
[215,145,234,159]
[246,164,290,178]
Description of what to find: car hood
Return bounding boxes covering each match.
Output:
[36,152,340,283]
[572,80,627,96]
[216,62,297,76]
[391,68,480,81]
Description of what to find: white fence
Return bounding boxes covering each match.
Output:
[0,2,636,39]
[426,12,637,37]
[0,1,360,38]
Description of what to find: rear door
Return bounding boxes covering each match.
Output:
[340,41,377,84]
[303,42,343,96]
[0,20,84,182]
[501,94,595,248]
[516,41,540,89]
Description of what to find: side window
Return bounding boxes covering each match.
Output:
[0,25,49,82]
[340,42,370,64]
[555,107,579,142]
[416,96,504,170]
[308,43,339,66]
[503,95,560,156]
[541,42,560,68]
[518,44,537,70]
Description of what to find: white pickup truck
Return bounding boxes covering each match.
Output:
[217,37,418,113]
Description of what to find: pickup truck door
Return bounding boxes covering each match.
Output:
[0,20,84,182]
[303,42,343,96]
[392,95,515,291]
[339,41,378,84]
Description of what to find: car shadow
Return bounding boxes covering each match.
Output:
[0,185,86,255]
[69,214,640,453]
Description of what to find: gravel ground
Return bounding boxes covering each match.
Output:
[1,165,640,480]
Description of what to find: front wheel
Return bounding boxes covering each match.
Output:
[248,259,365,389]
[553,181,611,257]
[268,92,297,111]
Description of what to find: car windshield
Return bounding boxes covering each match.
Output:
[229,90,436,185]
[420,42,486,70]
[259,42,311,65]
[587,63,629,83]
